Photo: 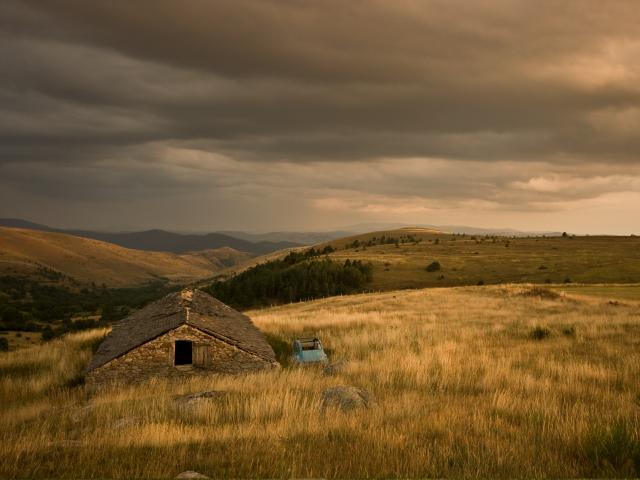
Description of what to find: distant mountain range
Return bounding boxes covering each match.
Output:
[0,218,563,257]
[329,222,563,238]
[0,219,300,255]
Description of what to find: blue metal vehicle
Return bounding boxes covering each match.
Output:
[292,337,328,364]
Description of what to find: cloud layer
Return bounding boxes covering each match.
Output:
[1,1,639,233]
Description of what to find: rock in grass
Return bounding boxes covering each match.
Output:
[46,440,84,448]
[112,416,140,429]
[174,390,226,407]
[321,385,376,411]
[322,359,349,376]
[175,471,209,479]
[69,403,94,423]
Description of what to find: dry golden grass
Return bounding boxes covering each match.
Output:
[1,286,639,478]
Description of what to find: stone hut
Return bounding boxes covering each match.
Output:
[86,289,279,385]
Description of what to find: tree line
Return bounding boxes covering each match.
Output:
[204,251,373,309]
[0,276,179,339]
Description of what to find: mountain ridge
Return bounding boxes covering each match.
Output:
[0,227,251,287]
[0,219,299,255]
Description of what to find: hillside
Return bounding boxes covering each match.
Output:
[0,219,300,255]
[312,227,640,290]
[211,227,640,304]
[0,227,248,286]
[1,285,639,477]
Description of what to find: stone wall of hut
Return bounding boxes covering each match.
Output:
[86,324,278,386]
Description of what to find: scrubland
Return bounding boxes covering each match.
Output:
[321,228,640,291]
[1,285,639,478]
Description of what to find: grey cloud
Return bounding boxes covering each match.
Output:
[1,1,639,231]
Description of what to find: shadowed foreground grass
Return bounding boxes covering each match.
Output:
[1,286,639,478]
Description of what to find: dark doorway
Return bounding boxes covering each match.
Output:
[175,340,192,365]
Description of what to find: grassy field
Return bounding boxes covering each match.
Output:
[315,228,640,291]
[548,284,640,302]
[0,330,42,350]
[1,285,639,478]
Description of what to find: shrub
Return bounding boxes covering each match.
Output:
[477,280,485,286]
[264,333,293,367]
[0,337,8,352]
[41,326,55,341]
[529,326,551,340]
[521,287,560,300]
[562,325,576,337]
[583,420,640,476]
[426,261,441,272]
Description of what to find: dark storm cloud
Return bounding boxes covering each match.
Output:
[1,1,639,231]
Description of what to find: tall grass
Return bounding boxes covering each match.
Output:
[0,286,638,478]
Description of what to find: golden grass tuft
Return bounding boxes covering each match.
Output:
[1,286,639,478]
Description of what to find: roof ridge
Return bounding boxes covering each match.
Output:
[181,289,193,322]
[87,289,277,372]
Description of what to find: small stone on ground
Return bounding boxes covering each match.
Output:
[174,391,226,407]
[323,359,349,376]
[175,471,209,479]
[112,416,140,429]
[321,385,376,411]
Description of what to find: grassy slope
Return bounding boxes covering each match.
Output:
[1,285,639,478]
[548,283,640,301]
[314,227,640,290]
[0,227,250,287]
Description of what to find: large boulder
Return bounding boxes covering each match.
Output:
[321,385,376,411]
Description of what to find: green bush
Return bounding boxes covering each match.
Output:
[264,333,293,367]
[583,420,640,476]
[529,325,551,340]
[426,261,441,272]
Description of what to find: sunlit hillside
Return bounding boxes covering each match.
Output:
[1,285,639,478]
[0,227,250,287]
[312,227,640,291]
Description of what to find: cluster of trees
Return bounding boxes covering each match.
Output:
[280,245,336,264]
[0,276,179,339]
[205,255,373,309]
[345,234,423,250]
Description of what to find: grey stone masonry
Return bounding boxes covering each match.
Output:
[85,289,279,385]
[86,324,278,385]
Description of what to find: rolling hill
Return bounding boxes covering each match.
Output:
[0,227,250,287]
[214,227,640,296]
[316,227,640,290]
[0,219,300,255]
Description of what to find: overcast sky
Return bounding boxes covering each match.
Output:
[1,1,639,233]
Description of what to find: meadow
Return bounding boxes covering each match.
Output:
[1,285,639,478]
[320,228,640,291]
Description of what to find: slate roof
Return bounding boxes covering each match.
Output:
[87,289,276,371]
